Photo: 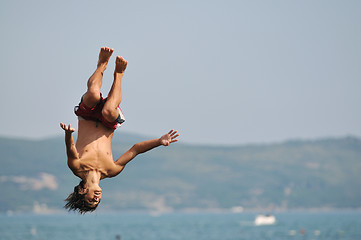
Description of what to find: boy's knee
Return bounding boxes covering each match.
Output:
[82,91,101,108]
[87,87,101,98]
[84,87,101,101]
[102,107,118,122]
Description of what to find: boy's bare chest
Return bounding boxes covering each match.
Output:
[75,120,116,177]
[74,146,115,179]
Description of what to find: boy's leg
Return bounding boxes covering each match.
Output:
[102,56,128,122]
[82,47,114,108]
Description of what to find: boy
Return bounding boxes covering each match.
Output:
[60,47,179,213]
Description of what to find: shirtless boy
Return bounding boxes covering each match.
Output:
[60,47,179,214]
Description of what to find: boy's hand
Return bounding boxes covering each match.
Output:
[160,130,179,146]
[60,122,75,133]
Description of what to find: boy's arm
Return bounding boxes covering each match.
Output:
[60,123,80,171]
[111,130,179,176]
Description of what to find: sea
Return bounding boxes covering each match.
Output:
[0,211,360,240]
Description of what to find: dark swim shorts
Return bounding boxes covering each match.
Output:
[74,95,125,130]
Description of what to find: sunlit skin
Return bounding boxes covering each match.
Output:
[60,47,179,207]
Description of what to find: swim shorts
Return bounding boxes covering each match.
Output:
[74,95,125,130]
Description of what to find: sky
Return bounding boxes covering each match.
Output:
[1,0,360,145]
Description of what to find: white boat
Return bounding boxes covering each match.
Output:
[254,214,276,226]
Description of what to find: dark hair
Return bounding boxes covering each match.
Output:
[64,180,100,214]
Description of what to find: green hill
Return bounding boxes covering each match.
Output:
[0,134,360,213]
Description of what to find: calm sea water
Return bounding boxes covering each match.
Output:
[0,211,360,240]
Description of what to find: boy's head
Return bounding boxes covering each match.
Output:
[64,180,102,214]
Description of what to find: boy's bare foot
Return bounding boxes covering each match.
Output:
[97,47,114,69]
[114,56,128,75]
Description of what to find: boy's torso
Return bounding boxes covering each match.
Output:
[75,119,117,179]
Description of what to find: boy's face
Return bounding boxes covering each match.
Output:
[84,188,102,207]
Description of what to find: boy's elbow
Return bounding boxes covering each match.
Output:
[131,144,140,155]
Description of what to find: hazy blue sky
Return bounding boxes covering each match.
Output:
[1,0,360,145]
